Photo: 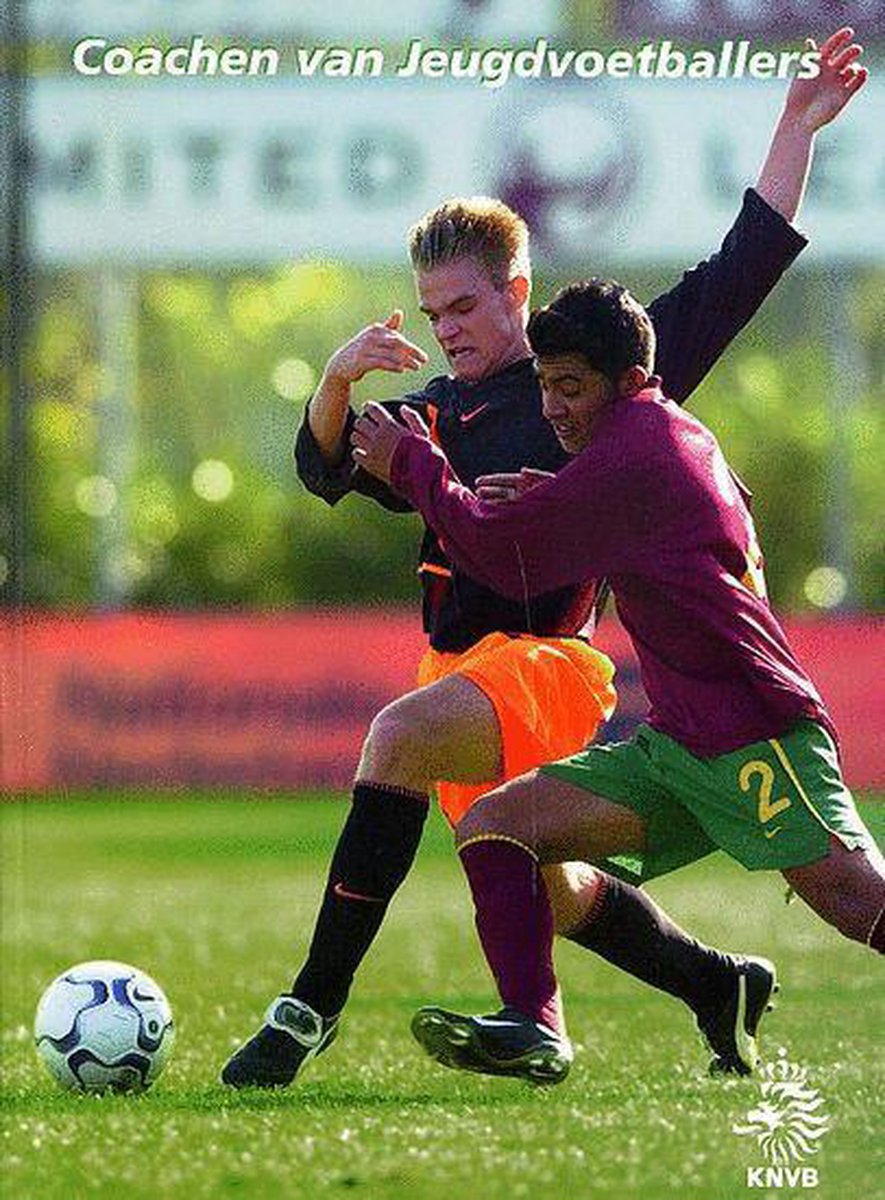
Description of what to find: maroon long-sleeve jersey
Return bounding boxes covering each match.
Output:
[390,385,833,757]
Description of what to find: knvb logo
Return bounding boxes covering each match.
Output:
[732,1049,830,1189]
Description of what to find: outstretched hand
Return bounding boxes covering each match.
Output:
[756,27,868,223]
[326,311,428,386]
[351,403,429,484]
[787,27,867,133]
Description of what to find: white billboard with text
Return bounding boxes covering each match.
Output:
[25,76,885,266]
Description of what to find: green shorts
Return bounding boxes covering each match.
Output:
[541,720,876,884]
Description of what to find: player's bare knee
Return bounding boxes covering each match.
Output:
[454,786,520,849]
[358,699,428,788]
[544,862,604,936]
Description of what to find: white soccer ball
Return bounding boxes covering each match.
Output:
[34,960,174,1092]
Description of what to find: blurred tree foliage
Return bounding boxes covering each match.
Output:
[2,262,883,611]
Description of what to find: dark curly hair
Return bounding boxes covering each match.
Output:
[528,278,655,383]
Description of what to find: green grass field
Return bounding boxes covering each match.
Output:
[1,794,883,1200]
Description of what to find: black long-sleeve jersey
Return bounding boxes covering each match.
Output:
[295,189,806,653]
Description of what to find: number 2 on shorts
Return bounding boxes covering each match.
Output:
[739,759,792,825]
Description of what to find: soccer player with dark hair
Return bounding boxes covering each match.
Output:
[221,32,868,1089]
[350,275,884,1084]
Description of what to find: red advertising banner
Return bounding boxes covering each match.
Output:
[0,611,426,793]
[1,611,883,793]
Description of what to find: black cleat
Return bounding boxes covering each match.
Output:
[411,1005,572,1086]
[221,995,338,1089]
[699,956,778,1076]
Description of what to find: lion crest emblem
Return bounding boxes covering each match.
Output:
[732,1049,830,1165]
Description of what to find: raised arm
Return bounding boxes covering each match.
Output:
[295,310,428,511]
[309,310,427,463]
[756,27,867,222]
[648,27,867,405]
[646,198,805,406]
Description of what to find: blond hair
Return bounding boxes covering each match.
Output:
[408,196,530,289]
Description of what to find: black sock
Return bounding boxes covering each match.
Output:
[291,781,429,1017]
[567,874,736,1015]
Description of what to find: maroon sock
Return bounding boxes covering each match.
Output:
[870,908,885,954]
[459,839,563,1034]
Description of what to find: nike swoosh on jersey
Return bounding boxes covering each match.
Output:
[764,827,783,840]
[459,403,490,424]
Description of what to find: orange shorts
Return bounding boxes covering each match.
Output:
[417,631,617,826]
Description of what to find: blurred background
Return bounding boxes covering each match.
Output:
[2,0,883,793]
